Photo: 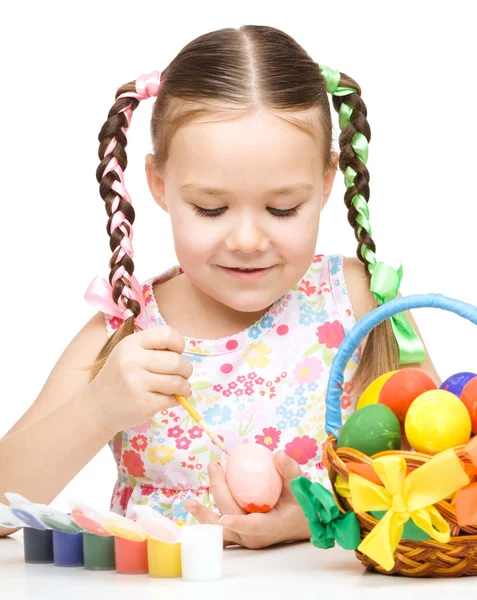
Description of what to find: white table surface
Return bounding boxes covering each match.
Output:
[1,530,476,599]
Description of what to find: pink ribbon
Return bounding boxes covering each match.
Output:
[86,71,161,329]
[84,272,146,325]
[117,71,161,102]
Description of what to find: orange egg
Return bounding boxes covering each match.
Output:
[378,368,437,424]
[461,376,477,434]
[225,444,282,513]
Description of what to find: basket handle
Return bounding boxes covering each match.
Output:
[324,293,477,439]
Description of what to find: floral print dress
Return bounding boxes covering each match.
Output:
[105,254,361,522]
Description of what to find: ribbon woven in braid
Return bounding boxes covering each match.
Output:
[319,64,425,364]
[84,71,161,330]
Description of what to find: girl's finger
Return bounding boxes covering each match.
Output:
[207,462,246,516]
[218,512,269,536]
[183,500,241,546]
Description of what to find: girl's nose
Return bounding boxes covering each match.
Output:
[225,212,269,253]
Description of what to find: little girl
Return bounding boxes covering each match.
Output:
[0,25,439,547]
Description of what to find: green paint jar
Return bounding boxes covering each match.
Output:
[82,532,116,570]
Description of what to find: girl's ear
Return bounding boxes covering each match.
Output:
[145,154,168,213]
[321,151,339,210]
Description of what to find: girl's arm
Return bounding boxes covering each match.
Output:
[343,257,441,384]
[0,312,113,538]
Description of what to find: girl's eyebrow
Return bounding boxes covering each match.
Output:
[180,182,314,196]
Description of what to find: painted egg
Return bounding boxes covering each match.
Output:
[225,444,282,513]
[336,404,401,456]
[440,372,477,398]
[378,368,437,424]
[460,376,477,433]
[356,370,398,410]
[405,389,471,454]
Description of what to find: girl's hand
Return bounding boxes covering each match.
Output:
[87,324,193,436]
[184,450,312,549]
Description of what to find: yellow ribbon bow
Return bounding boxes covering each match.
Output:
[348,449,469,571]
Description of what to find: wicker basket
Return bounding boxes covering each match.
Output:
[323,293,477,577]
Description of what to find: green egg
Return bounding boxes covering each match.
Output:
[337,404,401,456]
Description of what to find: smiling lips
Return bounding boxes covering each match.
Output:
[220,265,275,280]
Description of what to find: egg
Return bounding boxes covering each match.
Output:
[336,404,401,456]
[378,368,437,424]
[356,370,398,410]
[225,444,283,513]
[440,372,477,398]
[460,376,477,433]
[405,389,471,454]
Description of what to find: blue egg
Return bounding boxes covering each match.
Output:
[440,372,477,398]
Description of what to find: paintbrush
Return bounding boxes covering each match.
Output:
[174,394,230,455]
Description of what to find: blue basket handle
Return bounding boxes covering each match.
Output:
[324,293,477,439]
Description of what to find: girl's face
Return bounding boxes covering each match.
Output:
[145,107,338,316]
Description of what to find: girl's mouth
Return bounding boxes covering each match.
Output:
[219,266,275,280]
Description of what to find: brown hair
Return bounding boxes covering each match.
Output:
[83,25,399,399]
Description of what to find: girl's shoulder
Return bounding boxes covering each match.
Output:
[308,253,376,324]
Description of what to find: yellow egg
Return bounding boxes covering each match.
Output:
[356,371,398,410]
[405,389,471,454]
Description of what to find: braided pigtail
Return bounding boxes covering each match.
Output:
[83,72,162,382]
[320,65,421,397]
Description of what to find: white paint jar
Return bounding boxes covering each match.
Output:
[180,524,223,581]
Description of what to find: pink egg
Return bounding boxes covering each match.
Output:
[225,444,283,513]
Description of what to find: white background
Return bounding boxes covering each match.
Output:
[1,0,476,512]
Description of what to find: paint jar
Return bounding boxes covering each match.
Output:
[147,537,182,578]
[114,537,148,574]
[52,529,84,567]
[10,507,47,530]
[82,532,116,571]
[180,524,223,581]
[41,514,82,535]
[23,527,54,564]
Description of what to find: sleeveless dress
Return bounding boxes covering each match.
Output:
[104,253,361,522]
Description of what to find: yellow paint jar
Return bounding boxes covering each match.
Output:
[147,537,181,578]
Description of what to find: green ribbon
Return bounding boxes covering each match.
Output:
[320,64,426,365]
[370,262,426,364]
[290,476,360,550]
[320,65,356,97]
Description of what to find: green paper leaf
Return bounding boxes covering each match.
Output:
[370,511,430,541]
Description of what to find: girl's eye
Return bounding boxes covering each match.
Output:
[192,205,302,218]
[193,206,225,218]
[268,206,301,218]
